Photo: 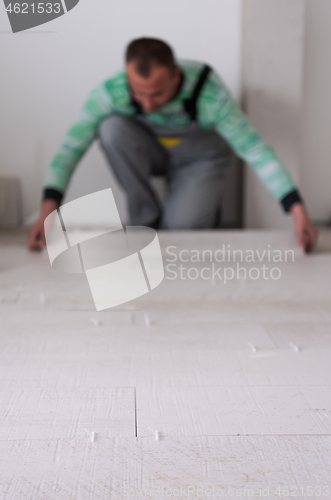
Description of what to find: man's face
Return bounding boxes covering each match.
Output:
[127,62,181,113]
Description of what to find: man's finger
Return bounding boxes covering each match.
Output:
[307,225,318,248]
[297,226,305,248]
[28,228,43,251]
[303,226,317,253]
[40,230,46,246]
[29,239,42,251]
[28,229,38,248]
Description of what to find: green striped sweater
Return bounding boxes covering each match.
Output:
[44,59,301,211]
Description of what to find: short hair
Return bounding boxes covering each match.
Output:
[125,38,176,78]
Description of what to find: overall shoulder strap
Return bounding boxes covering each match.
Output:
[184,64,212,121]
[131,96,143,116]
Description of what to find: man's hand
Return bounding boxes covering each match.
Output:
[290,202,318,252]
[28,199,59,251]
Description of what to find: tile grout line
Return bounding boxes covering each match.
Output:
[0,434,330,443]
[262,323,280,349]
[134,387,138,439]
[3,385,331,389]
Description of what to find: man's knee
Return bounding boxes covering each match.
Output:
[98,114,133,147]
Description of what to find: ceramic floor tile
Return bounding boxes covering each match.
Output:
[137,386,331,436]
[0,388,135,440]
[0,436,330,500]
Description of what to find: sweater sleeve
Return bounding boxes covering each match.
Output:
[198,70,303,212]
[44,82,115,197]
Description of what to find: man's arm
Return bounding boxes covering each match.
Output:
[28,82,115,249]
[199,71,318,250]
[44,83,116,200]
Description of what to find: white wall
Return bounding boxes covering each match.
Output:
[243,0,305,230]
[0,0,243,225]
[300,0,331,225]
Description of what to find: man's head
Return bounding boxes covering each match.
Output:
[126,38,181,113]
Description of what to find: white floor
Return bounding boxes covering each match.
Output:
[1,229,331,500]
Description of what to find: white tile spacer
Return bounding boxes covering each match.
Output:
[247,342,257,353]
[143,313,151,326]
[90,317,101,327]
[148,426,160,441]
[288,342,300,352]
[84,428,96,442]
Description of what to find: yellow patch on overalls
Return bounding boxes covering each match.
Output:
[157,137,183,148]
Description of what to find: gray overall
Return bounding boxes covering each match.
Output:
[97,66,232,229]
